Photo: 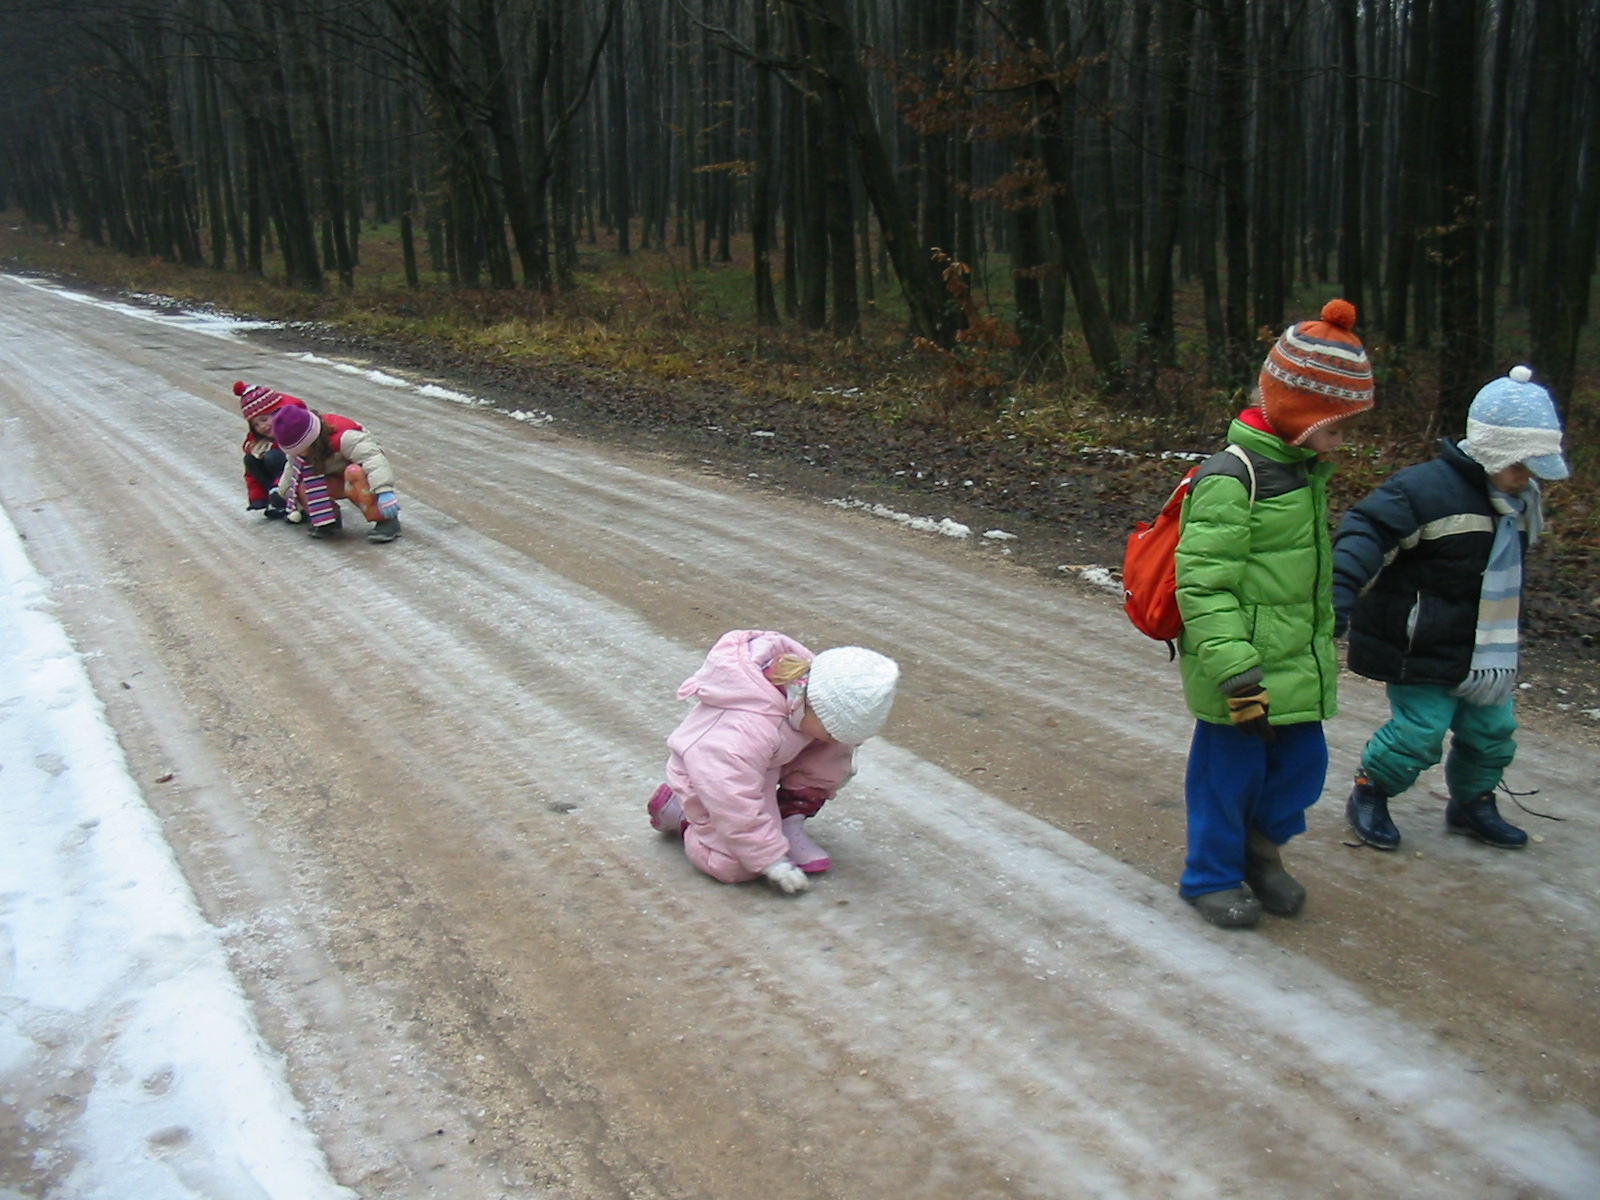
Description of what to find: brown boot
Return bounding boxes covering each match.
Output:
[1245,830,1307,916]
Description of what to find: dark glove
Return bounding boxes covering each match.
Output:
[1227,686,1276,743]
[1333,612,1350,639]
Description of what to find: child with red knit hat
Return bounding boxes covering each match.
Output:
[271,404,403,543]
[232,380,307,520]
[1173,299,1374,929]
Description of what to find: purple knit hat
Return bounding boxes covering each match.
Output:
[273,405,321,456]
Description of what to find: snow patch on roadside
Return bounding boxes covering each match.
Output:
[291,353,556,424]
[0,506,354,1200]
[416,383,489,406]
[825,499,971,539]
[1062,564,1122,594]
[294,353,409,388]
[2,274,281,339]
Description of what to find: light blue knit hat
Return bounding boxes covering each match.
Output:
[1463,366,1569,481]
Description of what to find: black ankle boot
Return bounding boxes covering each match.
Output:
[1346,772,1400,850]
[1445,791,1528,849]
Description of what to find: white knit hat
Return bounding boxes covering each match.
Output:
[1463,365,1569,480]
[806,647,899,745]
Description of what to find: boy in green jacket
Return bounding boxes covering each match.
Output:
[1175,300,1374,929]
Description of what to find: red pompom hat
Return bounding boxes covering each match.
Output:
[234,379,289,421]
[1257,299,1375,444]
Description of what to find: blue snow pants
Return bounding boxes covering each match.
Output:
[1179,719,1328,899]
[1360,682,1517,803]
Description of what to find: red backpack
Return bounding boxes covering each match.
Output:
[1123,445,1256,655]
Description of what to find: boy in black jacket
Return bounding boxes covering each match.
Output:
[1331,367,1568,851]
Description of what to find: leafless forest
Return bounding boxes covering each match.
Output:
[1,0,1597,427]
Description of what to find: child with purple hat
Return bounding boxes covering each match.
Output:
[271,404,403,543]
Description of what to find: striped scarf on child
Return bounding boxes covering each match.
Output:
[1452,484,1540,707]
[282,457,339,527]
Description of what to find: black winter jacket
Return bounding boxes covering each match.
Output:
[1331,439,1522,687]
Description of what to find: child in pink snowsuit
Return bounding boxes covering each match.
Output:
[647,630,899,894]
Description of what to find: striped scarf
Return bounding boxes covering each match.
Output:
[284,457,339,527]
[1452,484,1538,707]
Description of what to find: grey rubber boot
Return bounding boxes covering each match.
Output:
[368,517,401,543]
[1186,887,1262,929]
[1245,830,1307,916]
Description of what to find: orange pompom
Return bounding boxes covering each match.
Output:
[1320,298,1357,330]
[233,380,247,396]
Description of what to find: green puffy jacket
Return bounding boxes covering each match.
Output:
[1174,418,1339,725]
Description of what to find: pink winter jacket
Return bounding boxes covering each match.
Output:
[665,630,857,883]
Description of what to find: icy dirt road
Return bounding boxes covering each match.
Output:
[1,273,1597,1200]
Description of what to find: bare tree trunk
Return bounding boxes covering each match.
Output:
[1213,0,1251,375]
[1139,0,1197,364]
[751,0,778,326]
[1384,0,1432,345]
[1525,0,1598,401]
[1336,0,1364,313]
[1477,0,1516,351]
[1008,0,1123,384]
[1434,0,1482,429]
[823,73,860,338]
[608,6,631,256]
[1252,0,1287,335]
[792,0,961,345]
[475,0,541,288]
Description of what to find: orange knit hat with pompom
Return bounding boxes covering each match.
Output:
[1257,298,1374,444]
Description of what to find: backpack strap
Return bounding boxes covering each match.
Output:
[1221,443,1257,505]
[1192,443,1259,506]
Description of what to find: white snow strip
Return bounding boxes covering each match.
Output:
[1065,564,1122,594]
[292,354,410,389]
[417,384,490,406]
[3,276,280,339]
[0,506,354,1200]
[825,498,972,539]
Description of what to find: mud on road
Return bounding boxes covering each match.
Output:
[2,274,1598,1199]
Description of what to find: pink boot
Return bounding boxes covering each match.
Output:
[647,784,685,836]
[782,813,831,873]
